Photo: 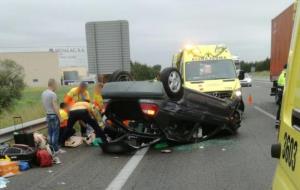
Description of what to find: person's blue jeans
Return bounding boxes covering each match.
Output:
[46,114,60,152]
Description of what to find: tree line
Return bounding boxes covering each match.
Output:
[239,58,270,73]
[130,61,161,80]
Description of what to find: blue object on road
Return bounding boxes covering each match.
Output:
[19,161,30,171]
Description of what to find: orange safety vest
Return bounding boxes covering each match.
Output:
[70,101,93,113]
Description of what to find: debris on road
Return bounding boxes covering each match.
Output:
[161,149,172,153]
[47,170,53,173]
[57,181,66,185]
[0,177,9,189]
[154,142,169,150]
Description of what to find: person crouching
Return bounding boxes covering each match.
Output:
[61,101,108,146]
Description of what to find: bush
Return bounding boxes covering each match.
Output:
[131,61,161,80]
[0,59,25,112]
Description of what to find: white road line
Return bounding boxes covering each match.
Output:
[105,147,149,190]
[254,106,276,120]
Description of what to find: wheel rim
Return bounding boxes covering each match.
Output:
[168,71,181,93]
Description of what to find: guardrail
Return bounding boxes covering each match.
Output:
[0,118,46,143]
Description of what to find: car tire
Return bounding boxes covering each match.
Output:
[230,110,242,133]
[160,67,183,100]
[108,70,133,82]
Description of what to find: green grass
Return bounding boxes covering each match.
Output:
[0,86,77,128]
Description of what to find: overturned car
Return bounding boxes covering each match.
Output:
[101,68,242,153]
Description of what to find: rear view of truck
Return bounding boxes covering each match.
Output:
[270,5,294,102]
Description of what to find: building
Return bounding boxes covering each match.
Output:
[85,20,131,75]
[0,52,60,87]
[61,66,95,85]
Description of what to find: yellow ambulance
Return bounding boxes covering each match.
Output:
[172,44,244,112]
[271,1,300,189]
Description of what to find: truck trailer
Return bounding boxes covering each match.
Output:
[270,4,294,101]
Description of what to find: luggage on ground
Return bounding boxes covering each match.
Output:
[36,149,52,167]
[13,116,35,147]
[0,144,36,164]
[65,136,83,147]
[0,161,19,177]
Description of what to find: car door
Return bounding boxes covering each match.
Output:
[273,2,300,189]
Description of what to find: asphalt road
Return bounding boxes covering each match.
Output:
[9,80,279,190]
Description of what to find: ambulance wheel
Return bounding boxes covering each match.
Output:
[108,70,133,82]
[160,67,183,101]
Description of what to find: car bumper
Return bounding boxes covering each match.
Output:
[240,81,252,87]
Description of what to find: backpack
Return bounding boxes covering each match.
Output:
[36,149,52,167]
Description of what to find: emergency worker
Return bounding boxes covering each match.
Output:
[275,64,287,128]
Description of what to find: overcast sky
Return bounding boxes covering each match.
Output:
[0,0,294,67]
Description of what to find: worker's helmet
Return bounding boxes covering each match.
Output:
[79,81,88,88]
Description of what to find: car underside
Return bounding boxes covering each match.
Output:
[101,73,242,153]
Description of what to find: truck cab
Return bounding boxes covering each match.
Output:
[172,45,244,111]
[271,1,300,189]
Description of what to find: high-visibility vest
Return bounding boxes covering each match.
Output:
[93,92,103,110]
[64,87,90,106]
[278,70,286,87]
[59,109,68,128]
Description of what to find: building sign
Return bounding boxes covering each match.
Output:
[49,47,87,67]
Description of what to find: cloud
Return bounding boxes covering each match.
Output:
[0,0,293,67]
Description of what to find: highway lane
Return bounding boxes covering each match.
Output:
[250,79,277,116]
[9,82,279,190]
[9,144,132,190]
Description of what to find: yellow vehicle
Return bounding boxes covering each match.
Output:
[172,44,244,112]
[271,1,300,189]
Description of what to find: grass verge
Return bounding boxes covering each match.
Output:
[0,86,76,128]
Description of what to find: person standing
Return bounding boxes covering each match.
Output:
[275,64,287,128]
[41,79,63,163]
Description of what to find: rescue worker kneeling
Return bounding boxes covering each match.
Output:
[61,101,107,146]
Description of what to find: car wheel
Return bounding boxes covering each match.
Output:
[160,67,183,100]
[108,70,133,82]
[230,110,242,133]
